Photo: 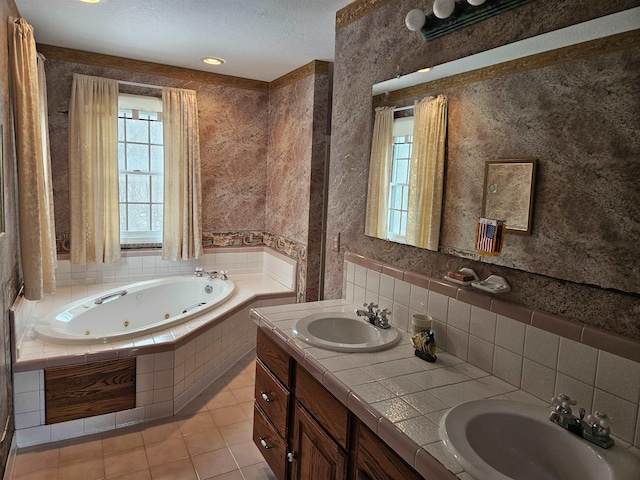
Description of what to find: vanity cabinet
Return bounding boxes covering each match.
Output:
[254,327,440,480]
[290,401,347,480]
[353,421,423,480]
[254,329,292,479]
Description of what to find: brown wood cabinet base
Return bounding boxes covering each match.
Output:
[253,328,456,480]
[45,357,136,424]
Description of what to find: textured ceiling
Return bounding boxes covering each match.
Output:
[14,0,354,82]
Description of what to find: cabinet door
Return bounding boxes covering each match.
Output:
[290,402,347,480]
[355,421,423,480]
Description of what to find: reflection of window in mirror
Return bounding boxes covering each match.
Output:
[387,116,413,243]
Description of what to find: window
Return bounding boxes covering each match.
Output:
[117,94,163,245]
[387,116,414,243]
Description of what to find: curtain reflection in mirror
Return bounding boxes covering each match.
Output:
[406,95,447,250]
[365,106,394,239]
[365,96,448,251]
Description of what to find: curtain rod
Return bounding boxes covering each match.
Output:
[394,105,414,112]
[118,80,163,90]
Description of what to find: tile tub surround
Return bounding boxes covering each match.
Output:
[11,273,296,448]
[251,299,640,479]
[12,247,297,351]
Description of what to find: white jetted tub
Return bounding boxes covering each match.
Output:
[34,276,236,345]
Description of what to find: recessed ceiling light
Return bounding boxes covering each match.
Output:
[201,57,226,66]
[417,67,432,73]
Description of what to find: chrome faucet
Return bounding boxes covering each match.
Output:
[549,394,614,448]
[355,302,391,329]
[195,267,218,279]
[355,302,378,322]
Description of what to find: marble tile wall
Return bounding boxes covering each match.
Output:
[44,57,269,237]
[266,71,330,301]
[325,0,640,339]
[44,54,330,302]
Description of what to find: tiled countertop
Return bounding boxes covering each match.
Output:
[251,299,556,480]
[13,273,295,371]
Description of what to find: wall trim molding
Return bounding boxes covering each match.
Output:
[38,44,332,94]
[374,28,640,105]
[37,44,270,92]
[269,60,330,92]
[336,0,393,30]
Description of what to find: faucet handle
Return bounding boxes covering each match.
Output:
[586,411,611,431]
[363,302,378,312]
[379,308,391,318]
[551,394,577,413]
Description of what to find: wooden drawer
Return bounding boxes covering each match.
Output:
[254,403,288,480]
[255,359,290,438]
[257,328,291,387]
[294,362,349,450]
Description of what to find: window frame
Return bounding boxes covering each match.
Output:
[386,115,414,243]
[117,95,163,246]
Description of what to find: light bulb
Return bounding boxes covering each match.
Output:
[433,0,456,19]
[467,0,486,5]
[405,9,426,31]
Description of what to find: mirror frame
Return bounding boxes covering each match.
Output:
[0,125,3,233]
[481,158,536,235]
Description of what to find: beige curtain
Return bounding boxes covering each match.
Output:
[406,95,448,250]
[8,18,57,300]
[162,87,202,260]
[68,74,120,264]
[365,106,395,238]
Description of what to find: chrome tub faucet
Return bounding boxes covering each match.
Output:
[195,267,219,279]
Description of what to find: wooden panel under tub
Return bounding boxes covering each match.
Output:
[44,357,136,424]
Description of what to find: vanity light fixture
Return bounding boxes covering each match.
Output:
[80,0,100,3]
[406,0,535,41]
[417,67,432,73]
[201,56,226,66]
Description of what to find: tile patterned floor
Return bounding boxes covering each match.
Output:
[8,355,276,480]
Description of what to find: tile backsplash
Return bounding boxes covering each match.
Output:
[54,247,273,287]
[344,254,640,446]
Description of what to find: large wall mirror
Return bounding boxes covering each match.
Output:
[0,125,4,233]
[367,11,640,294]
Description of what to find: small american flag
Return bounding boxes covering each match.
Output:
[476,218,502,254]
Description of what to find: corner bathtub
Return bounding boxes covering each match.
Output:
[34,276,236,345]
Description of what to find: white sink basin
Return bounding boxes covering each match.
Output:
[440,400,640,480]
[293,312,401,352]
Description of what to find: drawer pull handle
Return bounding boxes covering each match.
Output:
[260,437,272,450]
[261,391,272,403]
[287,452,296,463]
